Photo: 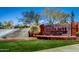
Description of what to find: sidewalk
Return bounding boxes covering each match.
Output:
[0,37,37,41]
[38,44,79,52]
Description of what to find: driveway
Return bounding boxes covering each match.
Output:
[38,44,79,52]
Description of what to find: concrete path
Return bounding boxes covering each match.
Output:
[0,37,37,41]
[38,44,79,52]
[3,28,29,38]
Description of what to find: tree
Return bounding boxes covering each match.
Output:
[71,11,75,22]
[43,8,54,24]
[43,8,70,24]
[19,11,40,26]
[59,12,70,24]
[0,22,3,29]
[3,21,14,29]
[34,14,40,25]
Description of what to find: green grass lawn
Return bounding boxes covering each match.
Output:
[0,40,79,52]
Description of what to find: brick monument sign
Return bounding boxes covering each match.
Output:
[40,23,71,36]
[39,22,79,36]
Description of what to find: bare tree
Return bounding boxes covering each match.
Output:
[43,8,70,24]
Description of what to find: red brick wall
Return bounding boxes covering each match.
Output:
[40,23,79,36]
[44,25,52,35]
[77,22,79,32]
[40,24,68,35]
[40,24,45,35]
[40,25,53,35]
[71,22,77,36]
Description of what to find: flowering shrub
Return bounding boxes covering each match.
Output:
[76,32,79,37]
[30,25,40,33]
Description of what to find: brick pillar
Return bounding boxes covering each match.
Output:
[71,22,76,36]
[77,22,79,32]
[40,24,44,35]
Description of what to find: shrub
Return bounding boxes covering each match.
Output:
[14,25,30,28]
[30,25,40,33]
[76,32,79,37]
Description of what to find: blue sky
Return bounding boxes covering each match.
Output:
[0,7,79,25]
